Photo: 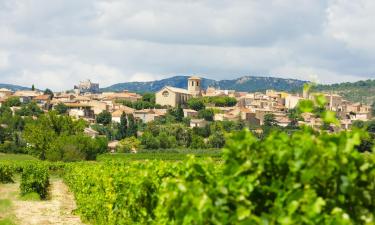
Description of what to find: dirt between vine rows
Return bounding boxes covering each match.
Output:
[0,179,85,225]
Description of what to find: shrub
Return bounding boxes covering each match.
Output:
[20,163,49,199]
[0,163,14,183]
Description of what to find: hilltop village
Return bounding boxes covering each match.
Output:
[0,76,372,129]
[0,76,373,154]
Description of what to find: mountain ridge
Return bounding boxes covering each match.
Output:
[102,75,308,93]
[0,83,30,91]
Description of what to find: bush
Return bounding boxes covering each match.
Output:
[0,163,14,183]
[20,163,49,199]
[117,137,141,153]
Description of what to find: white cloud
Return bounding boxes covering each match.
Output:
[0,50,9,69]
[0,0,374,90]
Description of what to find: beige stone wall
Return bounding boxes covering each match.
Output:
[156,88,178,107]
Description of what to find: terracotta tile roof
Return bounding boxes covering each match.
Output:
[34,95,50,101]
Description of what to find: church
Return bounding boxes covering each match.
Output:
[155,76,202,107]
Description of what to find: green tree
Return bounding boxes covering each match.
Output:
[96,111,112,125]
[3,97,21,107]
[198,109,214,121]
[187,98,205,111]
[23,122,56,160]
[16,102,43,117]
[55,103,68,115]
[127,114,137,137]
[31,84,35,91]
[263,114,278,127]
[189,135,206,149]
[43,89,54,98]
[118,112,128,140]
[208,131,225,148]
[142,93,156,103]
[140,131,160,149]
[117,136,141,153]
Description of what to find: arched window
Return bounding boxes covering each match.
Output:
[162,91,169,97]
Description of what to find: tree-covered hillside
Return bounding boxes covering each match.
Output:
[102,75,307,93]
[0,83,29,91]
[314,79,375,104]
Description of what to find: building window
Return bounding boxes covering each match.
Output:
[162,91,169,97]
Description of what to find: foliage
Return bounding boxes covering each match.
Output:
[140,131,160,149]
[22,112,102,161]
[54,103,68,115]
[116,99,162,110]
[15,102,43,117]
[117,136,141,153]
[313,79,375,104]
[2,97,21,107]
[20,163,49,199]
[0,163,14,183]
[204,96,237,107]
[142,92,156,103]
[168,106,184,122]
[127,114,137,137]
[43,88,54,97]
[187,98,205,111]
[198,108,214,121]
[63,124,375,225]
[190,135,206,149]
[117,112,127,140]
[96,111,112,125]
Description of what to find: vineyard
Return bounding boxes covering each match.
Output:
[1,127,375,224]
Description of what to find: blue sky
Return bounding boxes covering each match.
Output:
[0,0,374,90]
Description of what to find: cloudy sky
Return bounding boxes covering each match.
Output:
[0,0,374,91]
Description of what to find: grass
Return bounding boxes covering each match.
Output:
[19,192,41,201]
[0,218,16,225]
[97,149,223,161]
[0,199,16,225]
[0,199,12,213]
[0,153,38,162]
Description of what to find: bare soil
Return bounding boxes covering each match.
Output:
[0,180,85,225]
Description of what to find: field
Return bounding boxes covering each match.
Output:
[1,128,375,225]
[0,154,38,162]
[97,149,222,161]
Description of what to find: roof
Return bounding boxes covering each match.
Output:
[112,107,135,117]
[13,90,40,97]
[84,127,99,135]
[65,102,92,108]
[190,119,206,123]
[34,95,50,101]
[163,86,190,94]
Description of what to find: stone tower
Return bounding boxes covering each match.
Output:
[188,76,201,97]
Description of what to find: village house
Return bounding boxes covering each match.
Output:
[34,95,51,109]
[84,127,99,138]
[190,119,208,128]
[134,109,166,123]
[13,90,41,103]
[102,91,142,102]
[64,102,95,119]
[183,109,198,118]
[0,88,13,98]
[111,106,135,123]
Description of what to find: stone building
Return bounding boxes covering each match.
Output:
[74,79,100,94]
[155,76,202,107]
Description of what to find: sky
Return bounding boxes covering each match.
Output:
[0,0,374,91]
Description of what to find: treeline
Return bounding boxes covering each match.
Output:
[0,97,107,161]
